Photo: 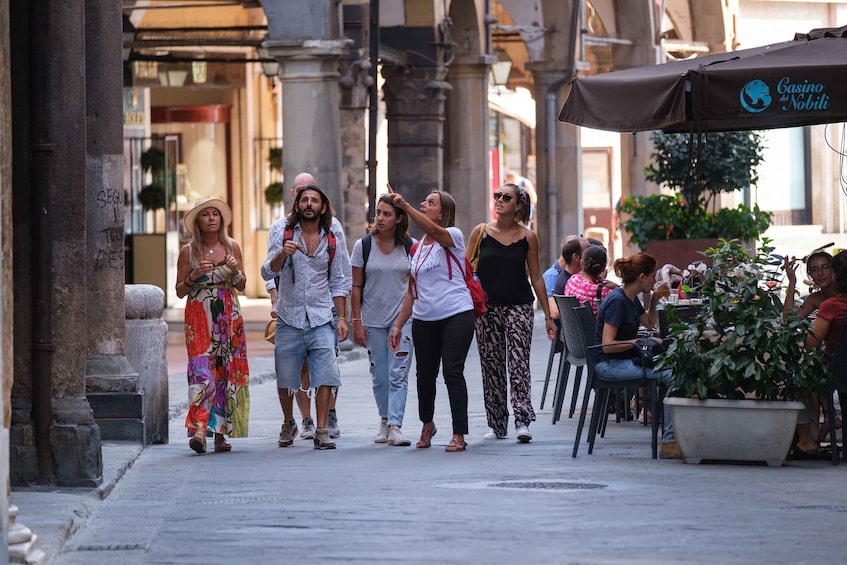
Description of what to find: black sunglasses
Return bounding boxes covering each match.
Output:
[493,192,513,203]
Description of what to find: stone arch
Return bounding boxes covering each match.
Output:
[447,0,484,56]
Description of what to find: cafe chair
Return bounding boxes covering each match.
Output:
[823,326,847,465]
[550,295,581,423]
[562,303,661,459]
[540,316,565,410]
[658,305,699,339]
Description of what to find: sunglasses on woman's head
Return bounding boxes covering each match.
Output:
[493,192,513,203]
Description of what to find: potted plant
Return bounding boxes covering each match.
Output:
[264,147,284,210]
[659,239,824,465]
[616,131,772,267]
[139,146,167,232]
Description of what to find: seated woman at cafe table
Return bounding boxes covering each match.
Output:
[795,250,847,457]
[785,250,842,450]
[783,250,838,318]
[594,252,678,459]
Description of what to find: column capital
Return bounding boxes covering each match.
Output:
[449,54,496,79]
[382,65,451,118]
[339,58,373,109]
[264,39,351,82]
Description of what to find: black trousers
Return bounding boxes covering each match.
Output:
[412,310,475,435]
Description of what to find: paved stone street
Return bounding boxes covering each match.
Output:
[14,309,847,564]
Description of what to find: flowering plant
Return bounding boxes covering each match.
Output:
[616,131,772,248]
[659,239,823,401]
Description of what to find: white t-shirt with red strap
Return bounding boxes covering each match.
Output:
[410,227,474,321]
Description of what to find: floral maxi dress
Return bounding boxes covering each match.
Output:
[184,262,250,437]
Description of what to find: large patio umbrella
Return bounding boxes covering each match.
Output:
[558,25,847,133]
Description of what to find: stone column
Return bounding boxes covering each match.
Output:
[10,0,102,487]
[445,54,494,238]
[0,3,11,561]
[83,0,142,442]
[531,67,580,266]
[382,64,451,230]
[338,57,371,244]
[265,40,346,218]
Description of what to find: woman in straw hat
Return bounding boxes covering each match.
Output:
[176,198,250,454]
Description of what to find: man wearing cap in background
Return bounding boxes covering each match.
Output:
[262,183,350,449]
[266,172,351,443]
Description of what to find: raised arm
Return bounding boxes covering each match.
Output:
[385,184,455,248]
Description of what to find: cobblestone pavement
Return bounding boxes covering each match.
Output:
[13,309,847,564]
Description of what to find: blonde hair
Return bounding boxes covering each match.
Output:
[187,214,234,267]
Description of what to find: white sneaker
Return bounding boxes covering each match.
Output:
[483,429,507,440]
[515,423,532,443]
[387,427,412,447]
[299,418,316,440]
[374,420,389,443]
[327,411,341,438]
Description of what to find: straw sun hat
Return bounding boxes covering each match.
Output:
[183,198,233,233]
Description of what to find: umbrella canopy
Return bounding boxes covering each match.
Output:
[559,25,847,133]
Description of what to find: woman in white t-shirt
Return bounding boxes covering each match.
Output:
[388,186,474,452]
[350,195,416,447]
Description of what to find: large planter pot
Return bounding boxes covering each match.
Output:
[641,238,720,269]
[666,398,804,466]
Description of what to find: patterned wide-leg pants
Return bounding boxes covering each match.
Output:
[475,303,536,437]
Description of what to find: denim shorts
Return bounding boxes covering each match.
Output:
[274,321,342,390]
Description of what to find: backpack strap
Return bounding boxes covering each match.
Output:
[275,226,296,289]
[403,236,413,256]
[326,229,337,278]
[360,233,373,286]
[279,225,337,284]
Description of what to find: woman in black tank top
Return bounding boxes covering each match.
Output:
[466,183,556,443]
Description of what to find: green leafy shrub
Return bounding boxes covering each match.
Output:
[659,239,823,401]
[617,131,773,247]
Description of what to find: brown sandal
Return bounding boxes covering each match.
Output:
[189,433,207,454]
[214,436,232,453]
[416,423,437,449]
[445,438,467,452]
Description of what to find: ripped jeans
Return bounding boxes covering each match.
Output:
[367,320,413,428]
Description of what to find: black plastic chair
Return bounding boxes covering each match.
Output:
[540,323,564,409]
[550,295,581,423]
[823,326,847,465]
[562,303,661,459]
[658,305,699,339]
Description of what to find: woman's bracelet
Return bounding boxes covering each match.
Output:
[351,317,362,323]
[337,317,347,322]
[232,271,243,285]
[184,277,195,288]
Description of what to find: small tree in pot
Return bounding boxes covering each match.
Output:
[616,132,772,260]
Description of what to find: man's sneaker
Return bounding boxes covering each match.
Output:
[327,411,341,438]
[483,429,507,440]
[387,427,412,446]
[299,418,316,439]
[314,427,337,450]
[278,420,298,448]
[374,420,389,443]
[515,423,533,443]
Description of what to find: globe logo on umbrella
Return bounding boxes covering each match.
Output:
[740,79,772,113]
